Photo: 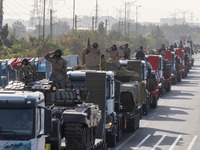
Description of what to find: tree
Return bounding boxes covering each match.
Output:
[12,21,26,39]
[150,25,165,39]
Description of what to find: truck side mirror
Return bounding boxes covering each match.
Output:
[44,109,52,135]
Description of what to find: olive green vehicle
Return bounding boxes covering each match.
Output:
[3,70,104,150]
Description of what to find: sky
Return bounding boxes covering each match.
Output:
[3,0,200,23]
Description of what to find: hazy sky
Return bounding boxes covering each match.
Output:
[3,0,200,23]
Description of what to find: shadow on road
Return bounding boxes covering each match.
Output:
[161,89,195,100]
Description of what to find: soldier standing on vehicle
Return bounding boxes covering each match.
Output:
[178,41,184,49]
[45,49,67,74]
[174,42,177,48]
[120,43,131,59]
[135,46,145,60]
[169,45,174,51]
[13,58,35,82]
[82,42,101,69]
[105,45,119,66]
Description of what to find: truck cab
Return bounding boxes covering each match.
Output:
[0,91,51,150]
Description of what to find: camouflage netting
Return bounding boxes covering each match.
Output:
[114,68,140,82]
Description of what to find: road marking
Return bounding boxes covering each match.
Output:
[115,133,137,150]
[151,135,166,150]
[130,134,151,150]
[169,135,182,150]
[187,135,198,150]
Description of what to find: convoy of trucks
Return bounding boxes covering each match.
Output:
[0,37,195,150]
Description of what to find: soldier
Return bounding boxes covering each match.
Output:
[178,41,183,49]
[174,42,177,48]
[45,49,67,74]
[135,46,145,60]
[160,44,166,51]
[169,45,174,51]
[13,58,35,82]
[105,45,119,66]
[82,42,101,69]
[120,43,131,59]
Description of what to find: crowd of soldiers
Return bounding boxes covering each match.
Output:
[13,42,146,82]
[15,41,187,82]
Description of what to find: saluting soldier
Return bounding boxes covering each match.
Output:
[13,58,35,82]
[82,42,101,69]
[105,45,119,66]
[45,49,67,74]
[120,43,131,59]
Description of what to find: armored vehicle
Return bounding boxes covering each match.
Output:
[2,70,103,150]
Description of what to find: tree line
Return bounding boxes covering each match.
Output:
[0,20,199,59]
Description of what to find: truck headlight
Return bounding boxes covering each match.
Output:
[105,122,112,129]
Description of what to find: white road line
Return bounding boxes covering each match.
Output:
[187,135,198,150]
[115,133,137,150]
[151,135,166,150]
[169,135,182,150]
[130,134,151,150]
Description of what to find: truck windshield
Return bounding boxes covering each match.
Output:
[0,108,34,140]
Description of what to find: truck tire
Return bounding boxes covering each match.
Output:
[116,116,122,142]
[166,83,171,92]
[107,131,116,147]
[127,114,140,132]
[150,97,157,108]
[48,118,61,150]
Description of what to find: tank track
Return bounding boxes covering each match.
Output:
[64,123,95,150]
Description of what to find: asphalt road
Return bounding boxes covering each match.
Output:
[111,54,200,150]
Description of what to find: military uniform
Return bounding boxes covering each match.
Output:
[82,46,101,69]
[105,47,119,66]
[120,46,130,59]
[13,63,35,82]
[45,52,67,73]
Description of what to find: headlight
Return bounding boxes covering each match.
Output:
[159,83,162,86]
[52,86,56,91]
[105,122,112,129]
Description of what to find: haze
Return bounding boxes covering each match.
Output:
[3,0,200,23]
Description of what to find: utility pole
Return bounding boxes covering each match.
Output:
[124,2,128,35]
[72,0,75,31]
[135,5,141,35]
[43,0,46,41]
[50,9,53,40]
[0,0,3,33]
[105,19,107,34]
[92,16,94,31]
[95,0,98,30]
[75,15,77,36]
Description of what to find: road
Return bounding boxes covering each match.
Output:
[111,54,200,150]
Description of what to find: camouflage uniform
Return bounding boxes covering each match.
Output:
[82,46,101,69]
[105,47,119,66]
[45,52,67,73]
[13,63,35,82]
[120,45,131,59]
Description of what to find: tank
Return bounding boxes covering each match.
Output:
[4,70,102,150]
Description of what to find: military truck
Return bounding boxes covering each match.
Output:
[120,59,150,114]
[68,70,142,147]
[0,90,52,150]
[1,70,104,150]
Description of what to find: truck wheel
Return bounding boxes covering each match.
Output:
[150,97,157,108]
[127,117,136,132]
[166,83,171,92]
[116,117,122,142]
[48,118,61,150]
[107,132,116,147]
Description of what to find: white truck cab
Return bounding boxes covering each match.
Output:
[0,91,52,150]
